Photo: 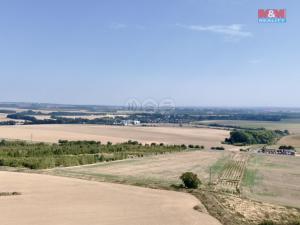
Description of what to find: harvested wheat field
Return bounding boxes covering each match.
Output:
[0,124,229,147]
[51,150,228,186]
[278,134,300,148]
[0,172,220,225]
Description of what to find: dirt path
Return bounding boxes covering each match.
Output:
[0,171,221,225]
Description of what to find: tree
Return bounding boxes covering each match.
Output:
[180,172,201,189]
[279,145,294,150]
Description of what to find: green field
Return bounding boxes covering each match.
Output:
[242,154,300,208]
[200,119,300,134]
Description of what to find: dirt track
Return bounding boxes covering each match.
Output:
[0,171,221,225]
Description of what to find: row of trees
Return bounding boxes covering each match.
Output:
[7,112,125,125]
[0,140,185,169]
[279,145,295,150]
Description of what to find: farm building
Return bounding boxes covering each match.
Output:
[259,148,295,156]
[120,120,141,126]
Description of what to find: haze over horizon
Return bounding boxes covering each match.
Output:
[0,0,299,107]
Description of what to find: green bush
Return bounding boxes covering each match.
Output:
[180,172,201,189]
[258,220,276,225]
[181,144,187,149]
[279,145,295,150]
[211,146,225,150]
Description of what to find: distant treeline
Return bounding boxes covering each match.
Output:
[50,111,105,116]
[0,140,185,169]
[0,102,122,112]
[225,129,288,145]
[0,121,16,126]
[0,110,16,114]
[206,123,261,130]
[125,113,284,124]
[206,123,291,134]
[7,113,123,125]
[7,110,104,117]
[5,110,300,126]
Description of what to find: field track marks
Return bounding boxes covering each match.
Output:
[216,153,249,193]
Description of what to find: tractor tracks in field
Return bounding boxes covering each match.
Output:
[215,153,249,194]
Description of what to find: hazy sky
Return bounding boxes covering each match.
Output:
[0,0,299,107]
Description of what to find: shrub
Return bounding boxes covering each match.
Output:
[58,140,68,145]
[258,220,276,225]
[180,172,201,189]
[211,146,225,150]
[279,145,295,150]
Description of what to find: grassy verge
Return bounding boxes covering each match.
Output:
[242,168,258,188]
[210,154,230,179]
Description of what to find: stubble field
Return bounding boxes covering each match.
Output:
[278,135,300,148]
[50,150,229,187]
[0,124,230,148]
[0,171,221,225]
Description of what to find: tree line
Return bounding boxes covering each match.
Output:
[224,129,288,145]
[0,140,185,169]
[5,110,291,126]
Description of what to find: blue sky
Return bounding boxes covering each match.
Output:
[0,0,299,107]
